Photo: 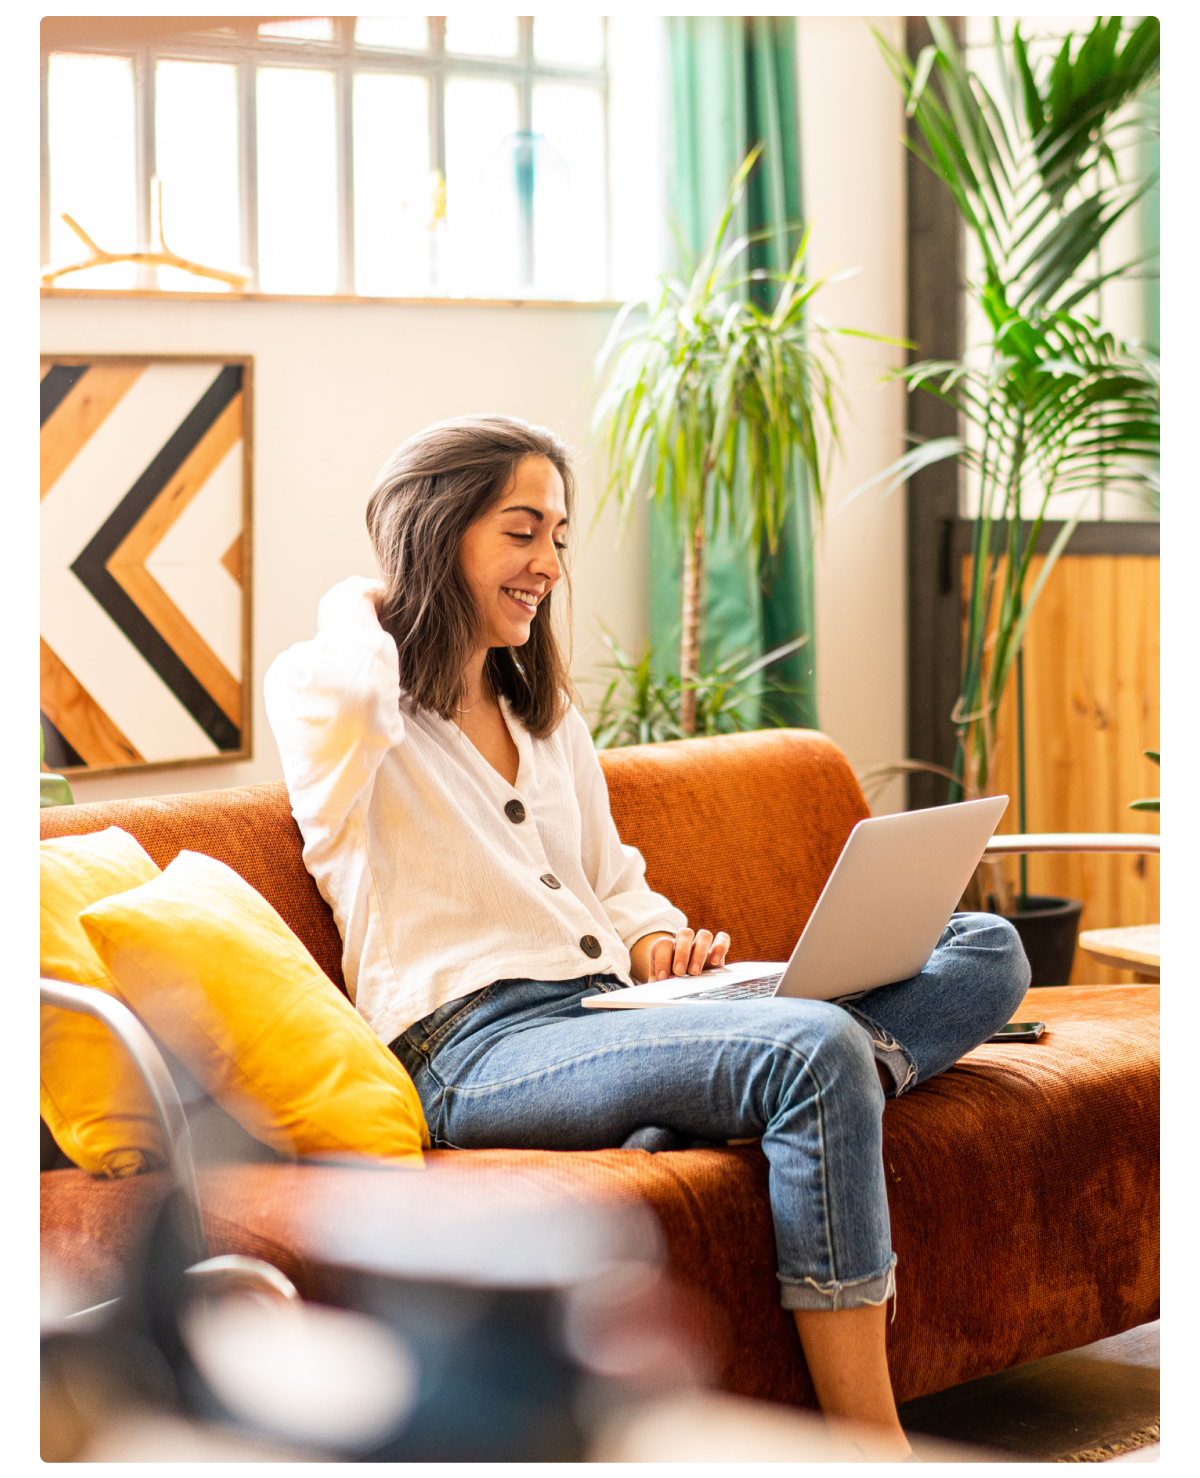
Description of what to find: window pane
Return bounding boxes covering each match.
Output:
[354,72,432,296]
[608,14,664,303]
[47,53,138,288]
[534,15,604,67]
[257,68,339,294]
[355,16,428,51]
[444,14,519,57]
[444,79,519,294]
[155,60,241,292]
[532,85,606,299]
[259,19,334,43]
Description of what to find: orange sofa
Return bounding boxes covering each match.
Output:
[41,730,1159,1409]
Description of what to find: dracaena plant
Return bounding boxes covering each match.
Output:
[591,145,861,736]
[866,16,1159,811]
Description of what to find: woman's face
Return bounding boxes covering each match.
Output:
[457,454,568,651]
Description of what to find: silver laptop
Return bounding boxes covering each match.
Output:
[582,796,1009,1010]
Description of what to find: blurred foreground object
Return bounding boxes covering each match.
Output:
[1099,1448,1188,1472]
[594,1390,990,1463]
[182,1295,416,1453]
[43,1163,708,1462]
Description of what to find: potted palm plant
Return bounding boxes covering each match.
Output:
[863,16,1159,981]
[591,146,858,738]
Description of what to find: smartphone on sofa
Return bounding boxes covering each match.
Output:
[988,1021,1045,1042]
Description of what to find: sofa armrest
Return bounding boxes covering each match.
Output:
[40,977,207,1263]
[983,833,1160,856]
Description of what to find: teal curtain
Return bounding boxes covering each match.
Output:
[649,16,818,728]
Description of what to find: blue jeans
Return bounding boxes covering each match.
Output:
[390,913,1030,1310]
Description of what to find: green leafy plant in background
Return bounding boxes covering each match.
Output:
[1129,756,1164,815]
[587,630,808,751]
[592,145,867,737]
[40,727,74,808]
[866,16,1159,841]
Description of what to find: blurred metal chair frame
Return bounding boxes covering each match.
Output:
[40,977,298,1309]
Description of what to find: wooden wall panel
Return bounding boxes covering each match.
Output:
[983,554,1159,984]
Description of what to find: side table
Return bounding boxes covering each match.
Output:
[1077,925,1160,983]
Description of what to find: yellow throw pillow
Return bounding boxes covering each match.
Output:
[41,828,167,1178]
[78,850,428,1166]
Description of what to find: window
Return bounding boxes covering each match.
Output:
[41,16,611,300]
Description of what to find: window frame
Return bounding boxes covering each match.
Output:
[40,16,612,300]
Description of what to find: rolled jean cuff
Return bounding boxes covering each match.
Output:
[778,1256,897,1312]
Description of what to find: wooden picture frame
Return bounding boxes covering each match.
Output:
[40,354,254,778]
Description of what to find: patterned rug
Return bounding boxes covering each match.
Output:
[1057,1422,1160,1462]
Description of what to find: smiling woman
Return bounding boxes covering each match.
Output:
[263,413,716,1042]
[262,412,1030,1455]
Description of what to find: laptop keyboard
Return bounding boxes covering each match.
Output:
[677,974,783,1002]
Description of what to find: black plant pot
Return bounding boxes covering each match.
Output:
[1002,895,1084,988]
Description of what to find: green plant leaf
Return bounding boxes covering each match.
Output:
[842,436,962,506]
[40,773,74,808]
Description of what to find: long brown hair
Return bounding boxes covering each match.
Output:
[365,415,576,738]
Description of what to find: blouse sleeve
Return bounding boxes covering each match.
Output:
[566,708,687,947]
[263,576,405,870]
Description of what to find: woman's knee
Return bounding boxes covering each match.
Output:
[952,911,1032,1017]
[788,1003,882,1098]
[997,916,1033,1012]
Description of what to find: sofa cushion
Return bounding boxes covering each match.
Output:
[41,828,167,1177]
[40,781,347,993]
[78,850,428,1165]
[41,984,1158,1408]
[598,730,870,963]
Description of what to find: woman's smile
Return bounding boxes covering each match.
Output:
[501,585,544,614]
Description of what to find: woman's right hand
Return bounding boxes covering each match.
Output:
[646,927,731,982]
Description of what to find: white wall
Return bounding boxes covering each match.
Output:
[42,295,645,803]
[799,16,908,814]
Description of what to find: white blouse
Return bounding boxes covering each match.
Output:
[264,577,686,1046]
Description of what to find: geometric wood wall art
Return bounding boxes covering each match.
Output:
[40,355,253,776]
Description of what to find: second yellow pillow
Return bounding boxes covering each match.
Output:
[79,850,428,1166]
[41,827,167,1178]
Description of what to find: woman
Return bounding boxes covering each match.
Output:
[265,415,1029,1455]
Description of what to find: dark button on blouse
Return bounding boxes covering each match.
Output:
[580,935,602,959]
[504,799,526,824]
[540,873,562,890]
